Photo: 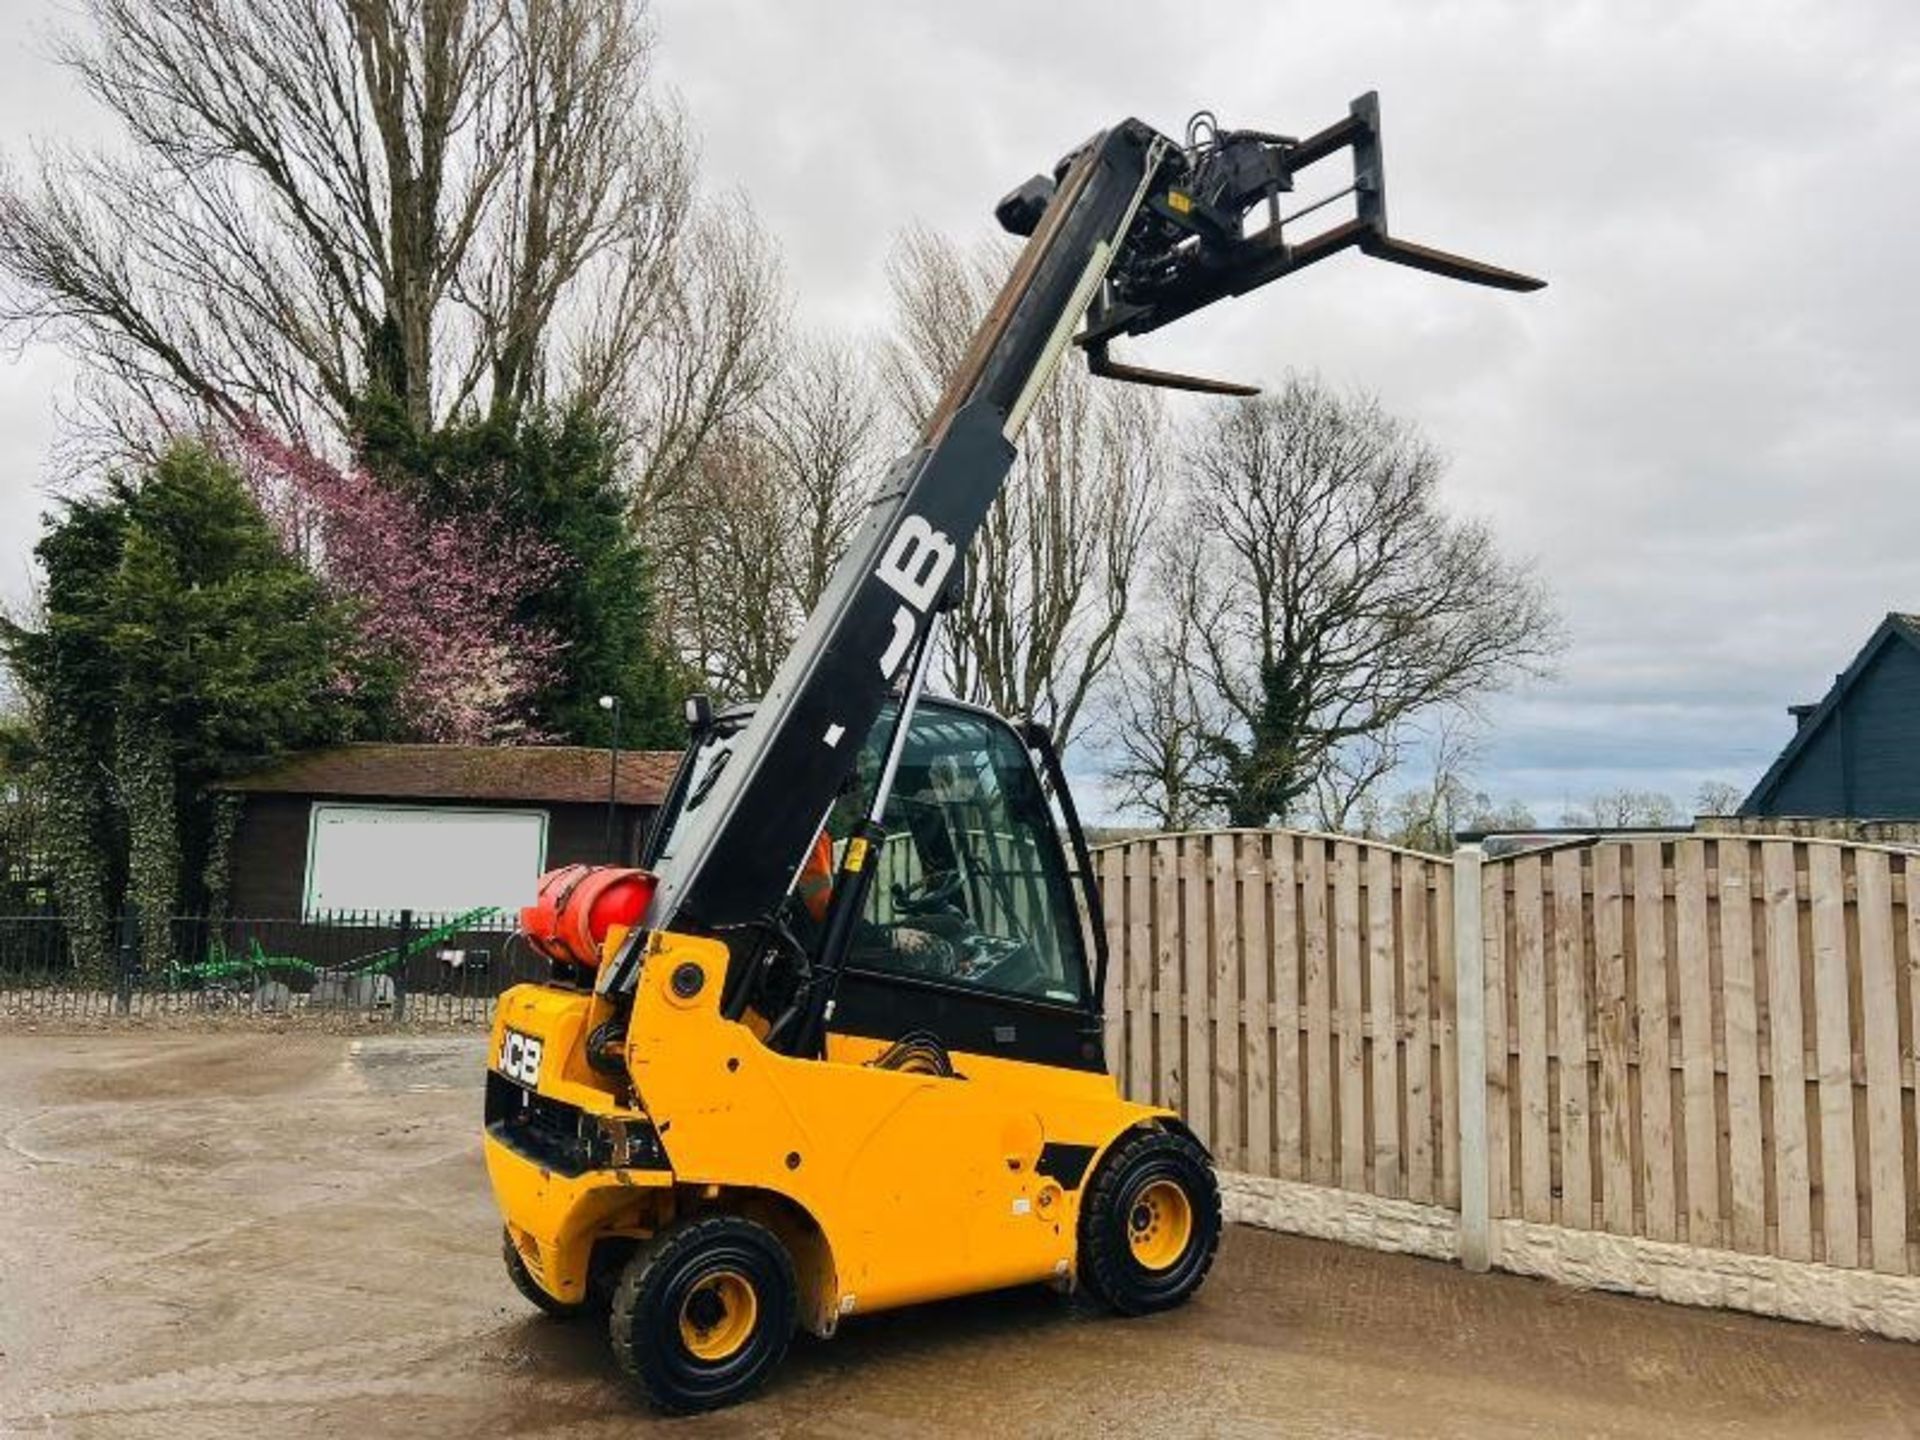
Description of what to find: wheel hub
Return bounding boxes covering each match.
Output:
[678,1269,758,1362]
[1126,1178,1194,1272]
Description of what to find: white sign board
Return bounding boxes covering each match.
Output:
[303,804,548,920]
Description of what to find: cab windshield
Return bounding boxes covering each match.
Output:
[645,700,1093,1009]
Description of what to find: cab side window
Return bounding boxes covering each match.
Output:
[845,707,1087,1007]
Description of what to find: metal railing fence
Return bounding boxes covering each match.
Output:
[0,907,544,1023]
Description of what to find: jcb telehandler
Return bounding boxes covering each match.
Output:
[484,95,1540,1413]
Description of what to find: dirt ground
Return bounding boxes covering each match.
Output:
[2,1033,1916,1439]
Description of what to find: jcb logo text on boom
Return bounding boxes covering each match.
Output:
[875,514,956,676]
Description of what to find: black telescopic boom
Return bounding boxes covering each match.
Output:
[605,122,1173,989]
[601,95,1541,996]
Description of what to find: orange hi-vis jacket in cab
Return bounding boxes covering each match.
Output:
[797,832,833,922]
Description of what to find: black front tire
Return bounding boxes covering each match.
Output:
[503,1230,592,1319]
[609,1215,797,1415]
[1078,1126,1222,1315]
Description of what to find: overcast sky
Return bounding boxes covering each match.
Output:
[2,0,1916,820]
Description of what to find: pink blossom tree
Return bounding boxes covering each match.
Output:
[235,426,566,743]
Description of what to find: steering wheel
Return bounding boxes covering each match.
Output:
[892,868,964,917]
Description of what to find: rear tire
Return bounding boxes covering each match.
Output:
[608,1215,796,1414]
[503,1230,591,1319]
[1078,1127,1221,1315]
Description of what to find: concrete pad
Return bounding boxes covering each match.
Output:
[1,1031,1915,1437]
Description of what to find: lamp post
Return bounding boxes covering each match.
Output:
[598,694,621,862]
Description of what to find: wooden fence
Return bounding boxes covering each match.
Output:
[1482,836,1918,1275]
[1097,831,1458,1208]
[1096,829,1920,1296]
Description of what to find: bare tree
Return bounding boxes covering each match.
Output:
[1694,779,1746,817]
[879,227,975,428]
[1159,374,1561,827]
[653,428,788,702]
[1471,797,1539,832]
[883,226,1164,749]
[654,333,883,700]
[1562,790,1682,828]
[1103,598,1226,831]
[0,0,754,457]
[621,201,787,512]
[1313,731,1406,834]
[1362,714,1536,852]
[756,333,885,612]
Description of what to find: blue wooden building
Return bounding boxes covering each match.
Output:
[1741,613,1920,820]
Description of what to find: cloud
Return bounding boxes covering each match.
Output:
[652,0,1920,810]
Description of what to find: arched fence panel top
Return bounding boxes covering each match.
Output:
[1476,828,1920,867]
[1093,826,1451,866]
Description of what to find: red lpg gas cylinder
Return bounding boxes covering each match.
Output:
[520,865,655,969]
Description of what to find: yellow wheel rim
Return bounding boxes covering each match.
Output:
[678,1270,759,1362]
[1127,1179,1193,1272]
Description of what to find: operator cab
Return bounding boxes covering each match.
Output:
[643,695,1107,1072]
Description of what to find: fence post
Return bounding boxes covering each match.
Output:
[114,905,140,1017]
[393,909,412,1022]
[1453,844,1490,1273]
